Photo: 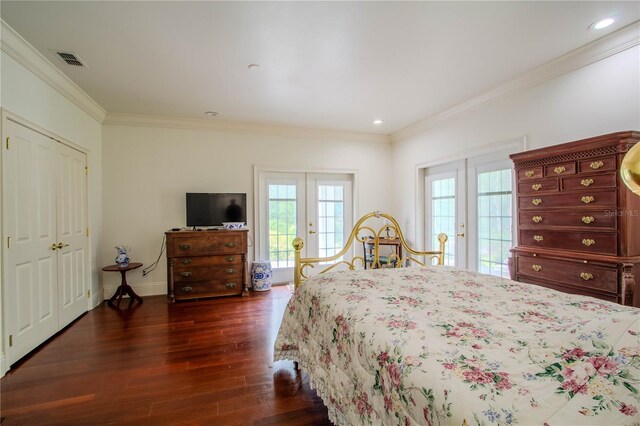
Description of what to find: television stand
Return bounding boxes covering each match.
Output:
[165,229,249,301]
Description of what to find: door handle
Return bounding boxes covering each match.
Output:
[57,242,69,249]
[456,232,465,237]
[309,230,316,234]
[50,244,58,251]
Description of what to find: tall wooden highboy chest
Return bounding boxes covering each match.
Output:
[509,131,639,307]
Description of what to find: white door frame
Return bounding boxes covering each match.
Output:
[1,110,91,373]
[415,136,527,261]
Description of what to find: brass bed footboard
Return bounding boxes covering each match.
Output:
[292,211,447,288]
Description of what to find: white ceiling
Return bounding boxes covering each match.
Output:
[1,1,638,134]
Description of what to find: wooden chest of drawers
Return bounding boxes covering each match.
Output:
[509,131,640,307]
[166,230,249,301]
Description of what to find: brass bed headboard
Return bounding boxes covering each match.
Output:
[292,211,447,288]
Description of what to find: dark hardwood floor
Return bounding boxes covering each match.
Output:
[0,287,331,425]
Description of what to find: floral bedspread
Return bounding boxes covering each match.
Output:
[274,267,640,425]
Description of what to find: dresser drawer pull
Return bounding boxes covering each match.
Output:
[225,283,237,289]
[532,264,543,272]
[180,258,192,265]
[581,216,595,224]
[581,178,594,187]
[581,196,595,204]
[180,271,192,278]
[532,198,543,206]
[226,268,236,274]
[225,241,236,248]
[179,244,191,250]
[531,184,542,191]
[532,216,543,223]
[533,235,544,242]
[554,166,566,174]
[590,161,604,170]
[226,256,235,262]
[525,170,535,178]
[582,239,596,247]
[580,272,594,281]
[181,286,193,293]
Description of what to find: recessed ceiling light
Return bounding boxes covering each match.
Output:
[590,17,616,30]
[204,111,218,117]
[248,64,260,70]
[373,120,383,125]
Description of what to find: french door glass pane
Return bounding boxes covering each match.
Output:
[431,177,456,266]
[318,184,344,260]
[477,169,512,277]
[268,184,297,268]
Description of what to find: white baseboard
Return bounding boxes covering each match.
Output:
[1,353,7,378]
[102,281,166,300]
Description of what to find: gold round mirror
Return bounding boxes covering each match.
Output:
[621,142,640,196]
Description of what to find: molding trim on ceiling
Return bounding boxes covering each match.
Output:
[0,20,107,123]
[392,21,640,143]
[103,112,391,144]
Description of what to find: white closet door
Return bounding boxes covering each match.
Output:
[4,121,59,362]
[56,143,88,328]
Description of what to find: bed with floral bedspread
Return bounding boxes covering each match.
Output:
[274,266,640,426]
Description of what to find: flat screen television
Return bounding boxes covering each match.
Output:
[186,193,247,227]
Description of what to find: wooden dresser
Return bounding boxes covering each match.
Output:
[166,230,249,301]
[509,131,640,308]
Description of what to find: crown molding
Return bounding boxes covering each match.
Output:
[104,112,391,144]
[1,20,106,123]
[392,21,640,143]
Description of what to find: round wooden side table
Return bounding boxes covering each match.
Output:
[102,262,143,308]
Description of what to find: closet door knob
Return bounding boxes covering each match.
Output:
[50,244,58,251]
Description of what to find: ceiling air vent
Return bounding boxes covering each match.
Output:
[56,51,85,67]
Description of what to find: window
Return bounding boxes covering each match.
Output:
[268,184,298,268]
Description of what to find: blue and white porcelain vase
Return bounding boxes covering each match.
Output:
[114,245,131,268]
[251,260,272,291]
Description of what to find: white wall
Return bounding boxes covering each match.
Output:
[101,122,392,296]
[0,50,103,375]
[391,45,640,244]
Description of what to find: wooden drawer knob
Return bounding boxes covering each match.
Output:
[525,170,535,178]
[533,235,544,242]
[532,216,543,223]
[532,264,542,272]
[532,184,542,191]
[180,258,192,265]
[554,166,566,174]
[581,196,595,204]
[226,256,235,262]
[582,239,595,247]
[532,198,543,206]
[590,161,604,170]
[581,179,594,187]
[180,271,192,278]
[225,283,237,289]
[225,241,236,248]
[580,272,594,281]
[179,244,191,250]
[581,216,595,224]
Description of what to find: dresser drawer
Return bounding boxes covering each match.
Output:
[544,161,576,177]
[562,173,616,191]
[173,255,241,267]
[173,265,243,282]
[517,179,559,195]
[174,279,242,300]
[518,210,616,229]
[517,255,618,294]
[578,156,616,174]
[173,234,245,255]
[516,276,618,302]
[518,189,617,210]
[517,167,543,181]
[519,230,617,255]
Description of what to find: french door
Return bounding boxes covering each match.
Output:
[425,155,514,277]
[257,172,353,283]
[3,119,89,365]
